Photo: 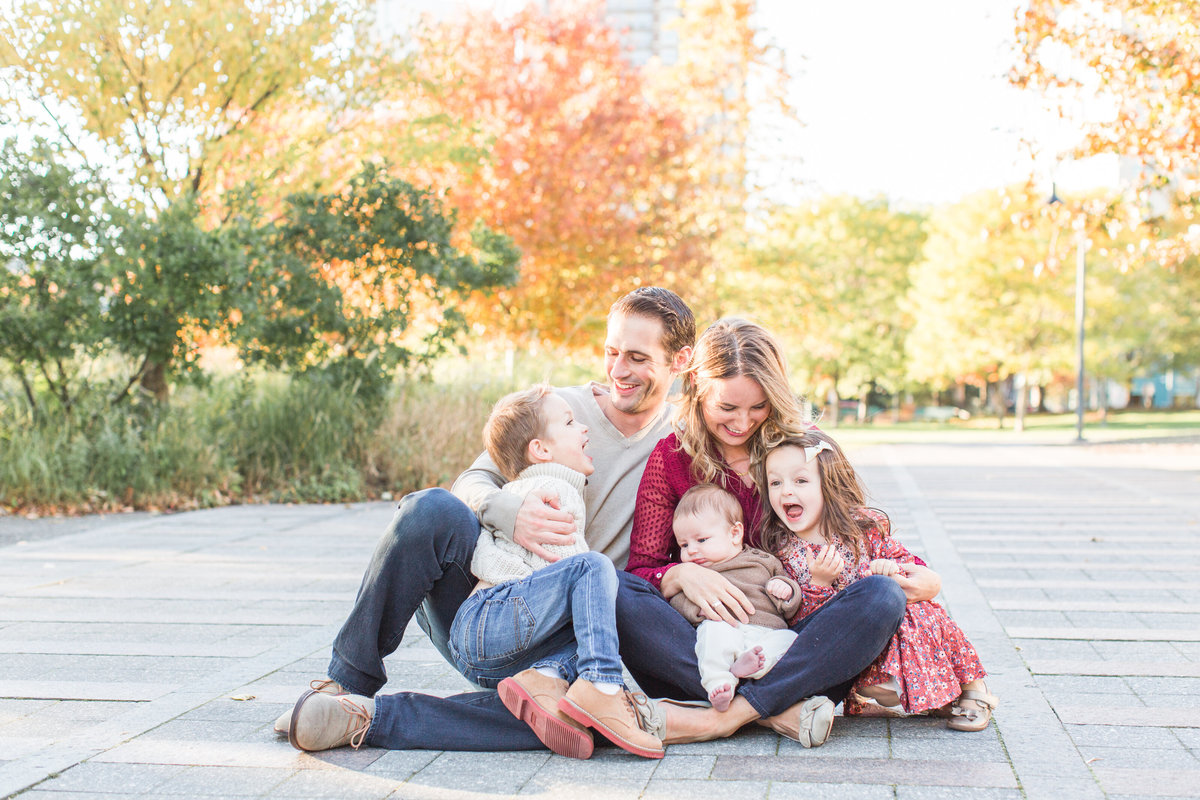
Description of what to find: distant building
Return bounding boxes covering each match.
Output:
[601,0,681,65]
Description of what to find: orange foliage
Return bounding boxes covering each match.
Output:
[1012,0,1200,265]
[406,0,711,345]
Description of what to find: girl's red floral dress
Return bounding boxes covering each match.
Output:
[778,508,986,714]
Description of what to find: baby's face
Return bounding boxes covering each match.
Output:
[673,507,743,567]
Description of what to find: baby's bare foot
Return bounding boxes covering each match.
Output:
[731,646,766,678]
[709,683,734,712]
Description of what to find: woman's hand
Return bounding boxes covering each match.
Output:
[512,490,577,562]
[661,562,754,625]
[806,545,845,587]
[891,563,941,603]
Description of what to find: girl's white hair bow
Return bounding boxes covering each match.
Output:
[804,441,833,462]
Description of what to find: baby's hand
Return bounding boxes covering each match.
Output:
[766,577,793,600]
[870,558,900,577]
[806,545,845,587]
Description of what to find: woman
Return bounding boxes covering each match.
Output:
[615,318,937,746]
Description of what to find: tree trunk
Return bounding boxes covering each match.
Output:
[140,361,171,403]
[1015,373,1027,433]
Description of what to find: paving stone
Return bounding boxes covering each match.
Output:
[894,789,1023,800]
[642,778,770,800]
[516,777,647,798]
[888,733,1007,761]
[1029,660,1200,678]
[531,749,659,783]
[268,767,400,799]
[1091,766,1200,797]
[152,765,295,795]
[776,732,889,759]
[140,718,265,742]
[1065,724,1183,748]
[0,735,54,758]
[407,750,549,794]
[1077,744,1199,769]
[1035,675,1131,694]
[10,792,131,800]
[1058,705,1200,727]
[34,762,186,794]
[361,750,440,779]
[712,755,1016,787]
[768,783,894,800]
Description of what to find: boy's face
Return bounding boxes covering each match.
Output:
[673,507,743,567]
[603,312,686,418]
[535,394,594,476]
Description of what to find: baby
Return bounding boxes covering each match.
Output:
[669,483,802,711]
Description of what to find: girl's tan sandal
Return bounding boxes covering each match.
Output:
[946,689,998,732]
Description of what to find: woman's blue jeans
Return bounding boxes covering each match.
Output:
[448,551,623,688]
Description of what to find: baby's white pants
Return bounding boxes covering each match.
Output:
[695,619,798,695]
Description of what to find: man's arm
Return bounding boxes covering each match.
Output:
[451,452,519,537]
[451,451,577,559]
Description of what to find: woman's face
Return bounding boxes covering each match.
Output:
[699,374,771,453]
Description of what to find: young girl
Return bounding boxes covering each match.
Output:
[758,430,998,731]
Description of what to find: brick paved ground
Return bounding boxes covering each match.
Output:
[1,439,1196,799]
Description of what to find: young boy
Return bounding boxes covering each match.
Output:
[451,384,662,760]
[670,484,803,711]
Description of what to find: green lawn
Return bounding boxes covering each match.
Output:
[823,409,1200,446]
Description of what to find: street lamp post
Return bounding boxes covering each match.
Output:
[1072,228,1086,443]
[1049,184,1087,442]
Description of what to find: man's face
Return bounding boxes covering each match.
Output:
[603,312,680,417]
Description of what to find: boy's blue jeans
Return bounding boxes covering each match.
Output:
[448,551,624,688]
[326,488,906,751]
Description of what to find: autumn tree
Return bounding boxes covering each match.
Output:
[404,0,710,347]
[1012,0,1200,267]
[731,197,925,422]
[906,186,1077,426]
[0,0,406,208]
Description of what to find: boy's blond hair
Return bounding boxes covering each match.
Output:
[673,483,743,528]
[483,384,555,481]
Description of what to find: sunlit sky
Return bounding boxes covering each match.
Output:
[400,0,1113,207]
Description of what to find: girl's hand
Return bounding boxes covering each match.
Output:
[869,558,899,577]
[766,577,794,600]
[663,562,755,625]
[806,545,845,587]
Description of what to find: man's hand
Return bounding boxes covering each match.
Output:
[869,558,899,577]
[766,577,794,601]
[806,545,845,587]
[512,489,577,562]
[662,563,755,626]
[891,563,941,603]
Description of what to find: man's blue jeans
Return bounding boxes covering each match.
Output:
[328,488,906,750]
[449,551,624,688]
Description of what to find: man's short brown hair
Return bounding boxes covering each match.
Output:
[609,287,696,357]
[673,483,743,528]
[483,384,554,482]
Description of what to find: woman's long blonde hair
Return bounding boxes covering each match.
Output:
[756,428,881,562]
[673,318,809,485]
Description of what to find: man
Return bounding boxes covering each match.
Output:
[283,287,694,751]
[282,287,936,752]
